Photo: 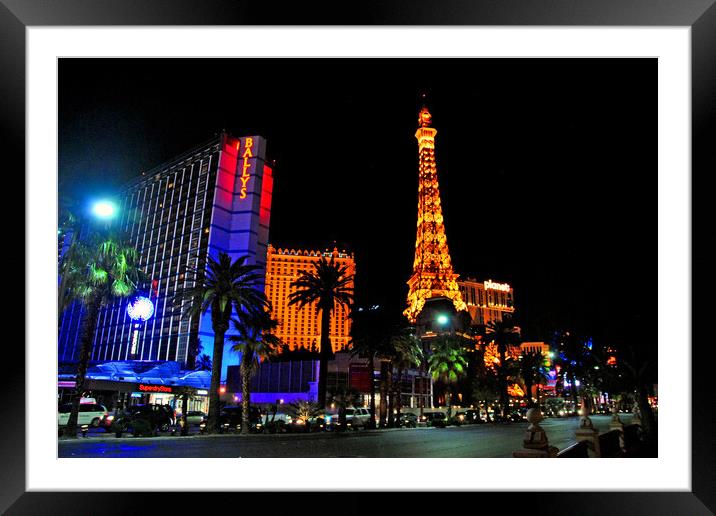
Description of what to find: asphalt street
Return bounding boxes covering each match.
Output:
[58,414,633,458]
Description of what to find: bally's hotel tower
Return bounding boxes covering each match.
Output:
[58,133,274,381]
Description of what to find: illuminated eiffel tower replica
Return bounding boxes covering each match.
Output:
[404,104,467,326]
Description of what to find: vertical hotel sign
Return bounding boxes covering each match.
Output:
[237,137,254,199]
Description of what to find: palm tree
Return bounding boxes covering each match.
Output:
[328,388,359,431]
[229,314,282,434]
[621,343,658,447]
[175,252,269,434]
[57,224,86,321]
[286,399,323,430]
[427,335,468,420]
[470,345,500,422]
[349,310,392,429]
[288,256,354,408]
[195,354,212,371]
[61,233,143,439]
[390,332,423,426]
[518,351,549,408]
[553,330,587,414]
[484,317,521,418]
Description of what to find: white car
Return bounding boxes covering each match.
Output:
[58,401,109,428]
[180,411,207,426]
[328,407,371,429]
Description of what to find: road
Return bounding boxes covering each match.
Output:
[58,414,634,458]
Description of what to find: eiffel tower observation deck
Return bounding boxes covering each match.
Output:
[404,104,467,323]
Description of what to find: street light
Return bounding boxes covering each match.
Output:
[436,314,449,326]
[91,200,117,219]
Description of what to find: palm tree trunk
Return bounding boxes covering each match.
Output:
[368,354,376,429]
[395,368,403,426]
[241,353,252,435]
[181,391,189,436]
[379,360,388,427]
[498,346,508,419]
[63,295,100,439]
[636,383,657,446]
[207,323,228,434]
[446,390,452,420]
[525,379,534,408]
[387,364,394,428]
[569,371,579,415]
[536,385,542,409]
[318,309,331,408]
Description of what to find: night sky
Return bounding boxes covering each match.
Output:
[59,58,655,349]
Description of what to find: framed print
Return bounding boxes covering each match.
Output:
[3,0,713,513]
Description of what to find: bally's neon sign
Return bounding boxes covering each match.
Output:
[238,137,254,199]
[484,280,511,292]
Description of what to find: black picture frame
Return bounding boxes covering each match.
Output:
[3,1,712,514]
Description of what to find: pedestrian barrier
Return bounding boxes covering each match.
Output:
[514,402,648,458]
[597,429,623,458]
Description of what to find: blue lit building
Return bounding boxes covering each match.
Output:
[59,133,274,383]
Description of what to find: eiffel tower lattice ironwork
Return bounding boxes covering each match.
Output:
[404,105,467,323]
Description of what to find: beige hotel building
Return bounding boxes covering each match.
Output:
[265,244,355,353]
[457,277,515,326]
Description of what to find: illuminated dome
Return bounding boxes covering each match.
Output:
[126,296,155,322]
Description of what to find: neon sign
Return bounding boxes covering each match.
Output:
[484,280,511,292]
[239,137,254,199]
[137,384,173,393]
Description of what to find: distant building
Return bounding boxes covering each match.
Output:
[265,244,355,354]
[457,277,515,327]
[520,341,550,356]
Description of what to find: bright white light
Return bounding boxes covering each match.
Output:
[92,200,117,219]
[437,314,449,325]
[126,296,154,321]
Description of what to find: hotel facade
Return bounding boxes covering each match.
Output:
[457,277,515,327]
[58,133,274,383]
[264,244,355,354]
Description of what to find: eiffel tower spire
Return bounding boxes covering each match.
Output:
[404,103,466,323]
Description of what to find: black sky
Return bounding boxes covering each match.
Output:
[59,58,655,349]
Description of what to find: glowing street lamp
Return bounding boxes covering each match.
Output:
[91,200,117,219]
[436,314,449,326]
[126,295,155,358]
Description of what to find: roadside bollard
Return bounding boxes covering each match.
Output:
[512,407,558,457]
[575,397,601,457]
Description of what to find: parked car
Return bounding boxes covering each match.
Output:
[201,406,263,433]
[307,416,326,432]
[184,411,207,426]
[494,410,524,423]
[451,411,469,426]
[58,401,109,431]
[326,407,371,430]
[110,404,176,435]
[462,409,483,424]
[399,412,418,428]
[262,412,293,433]
[419,411,447,428]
